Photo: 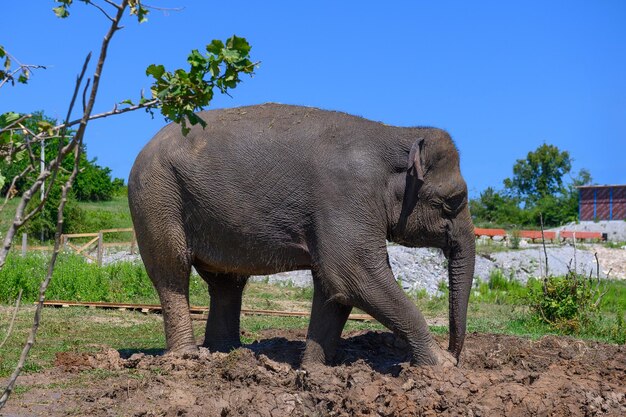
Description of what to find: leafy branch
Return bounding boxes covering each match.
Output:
[0,47,46,89]
[0,0,257,409]
[144,35,256,135]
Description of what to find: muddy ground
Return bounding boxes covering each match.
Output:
[2,330,624,417]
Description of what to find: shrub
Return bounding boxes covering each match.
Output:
[509,230,521,249]
[527,272,604,333]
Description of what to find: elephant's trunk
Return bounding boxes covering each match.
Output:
[446,210,476,361]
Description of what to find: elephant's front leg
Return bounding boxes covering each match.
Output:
[352,264,456,366]
[302,273,353,365]
[313,244,455,367]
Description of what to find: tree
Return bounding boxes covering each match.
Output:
[0,111,122,203]
[470,187,525,228]
[503,143,572,205]
[471,144,593,229]
[0,0,257,408]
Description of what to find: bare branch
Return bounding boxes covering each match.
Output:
[0,114,31,134]
[17,123,42,169]
[103,0,123,10]
[144,4,185,12]
[0,1,130,408]
[0,65,47,90]
[82,78,92,113]
[75,98,159,124]
[0,289,22,350]
[5,52,93,232]
[0,166,33,212]
[0,139,84,408]
[84,0,116,22]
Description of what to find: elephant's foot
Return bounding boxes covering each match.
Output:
[166,342,199,356]
[301,340,330,367]
[432,346,457,367]
[410,342,457,367]
[202,339,242,353]
[407,340,458,367]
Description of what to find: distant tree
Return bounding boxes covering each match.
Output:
[0,111,122,202]
[470,187,525,228]
[503,143,572,205]
[471,144,592,228]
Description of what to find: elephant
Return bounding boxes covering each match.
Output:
[128,103,475,366]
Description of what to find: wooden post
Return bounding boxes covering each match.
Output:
[97,232,104,266]
[21,233,27,257]
[130,230,136,255]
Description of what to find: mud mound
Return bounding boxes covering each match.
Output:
[4,332,625,416]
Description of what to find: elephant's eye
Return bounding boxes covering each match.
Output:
[443,193,466,216]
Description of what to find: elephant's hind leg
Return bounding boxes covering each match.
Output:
[144,254,196,354]
[302,272,353,366]
[197,270,248,352]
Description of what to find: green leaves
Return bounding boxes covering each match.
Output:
[128,0,149,23]
[145,64,165,80]
[53,0,149,24]
[0,45,12,85]
[0,46,43,88]
[504,143,573,203]
[0,112,23,147]
[0,112,21,127]
[0,111,26,190]
[146,35,256,135]
[52,0,73,18]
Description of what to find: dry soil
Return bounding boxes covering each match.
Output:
[2,330,625,416]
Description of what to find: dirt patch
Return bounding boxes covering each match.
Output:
[593,245,626,279]
[3,331,625,416]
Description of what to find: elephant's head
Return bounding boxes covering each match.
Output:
[389,129,476,361]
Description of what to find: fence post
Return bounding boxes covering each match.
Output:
[21,233,27,257]
[130,230,137,255]
[97,232,104,266]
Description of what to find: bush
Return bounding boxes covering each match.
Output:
[527,272,603,333]
[509,230,521,249]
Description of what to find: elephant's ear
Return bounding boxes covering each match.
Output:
[407,138,425,185]
[397,137,426,223]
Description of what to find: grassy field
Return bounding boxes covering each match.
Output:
[0,195,132,245]
[1,252,624,379]
[1,196,625,382]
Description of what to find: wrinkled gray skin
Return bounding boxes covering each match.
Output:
[128,103,475,366]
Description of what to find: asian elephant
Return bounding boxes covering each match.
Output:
[128,103,475,366]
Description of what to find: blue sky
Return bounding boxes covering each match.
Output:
[2,1,625,197]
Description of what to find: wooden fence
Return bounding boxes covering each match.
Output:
[20,228,136,266]
[19,226,606,266]
[474,228,605,242]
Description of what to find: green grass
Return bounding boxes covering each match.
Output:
[0,198,20,236]
[604,241,626,249]
[1,252,166,304]
[76,195,133,231]
[1,254,624,381]
[1,252,317,309]
[475,240,518,256]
